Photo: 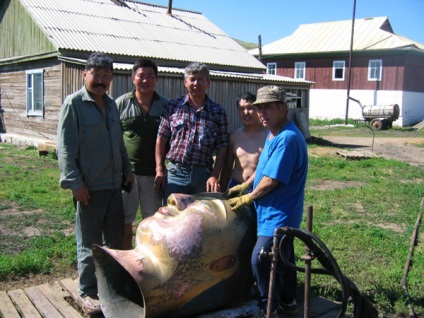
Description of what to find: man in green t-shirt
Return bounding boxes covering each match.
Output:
[116,59,168,249]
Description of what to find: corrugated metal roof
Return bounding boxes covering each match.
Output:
[19,0,265,70]
[60,56,313,84]
[250,17,424,56]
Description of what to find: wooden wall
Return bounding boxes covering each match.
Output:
[403,54,424,92]
[0,60,61,142]
[0,0,56,59]
[0,60,310,141]
[267,52,424,93]
[111,71,310,133]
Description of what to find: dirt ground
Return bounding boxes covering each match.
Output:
[1,134,424,293]
[311,135,424,169]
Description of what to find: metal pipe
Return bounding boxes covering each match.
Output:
[166,0,173,15]
[345,0,357,124]
[258,35,262,62]
[302,206,313,318]
[266,231,280,318]
[401,197,422,318]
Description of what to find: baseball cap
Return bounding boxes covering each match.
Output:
[253,85,286,105]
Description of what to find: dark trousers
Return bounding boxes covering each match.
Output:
[251,235,298,311]
[76,189,125,296]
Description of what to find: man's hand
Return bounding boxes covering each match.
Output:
[154,173,166,199]
[72,185,90,206]
[206,176,221,192]
[122,173,134,193]
[224,182,251,199]
[228,194,252,211]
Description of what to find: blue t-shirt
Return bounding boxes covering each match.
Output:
[253,121,308,236]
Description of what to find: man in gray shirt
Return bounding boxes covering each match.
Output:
[57,52,133,313]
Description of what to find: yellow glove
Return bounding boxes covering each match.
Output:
[228,194,253,211]
[224,182,251,199]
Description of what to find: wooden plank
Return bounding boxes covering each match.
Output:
[38,283,83,318]
[24,286,63,318]
[0,291,21,318]
[336,150,379,160]
[7,289,42,318]
[57,279,79,305]
[58,278,101,315]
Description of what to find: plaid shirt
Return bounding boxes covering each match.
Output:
[158,94,229,166]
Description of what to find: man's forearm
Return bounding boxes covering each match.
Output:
[155,136,167,175]
[211,147,227,179]
[248,176,279,201]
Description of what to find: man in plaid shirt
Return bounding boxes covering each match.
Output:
[155,62,229,201]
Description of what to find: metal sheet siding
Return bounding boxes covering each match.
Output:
[19,0,265,69]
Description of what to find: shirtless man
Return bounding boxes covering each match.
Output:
[220,92,268,191]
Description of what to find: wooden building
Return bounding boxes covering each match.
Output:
[250,17,424,127]
[0,0,312,145]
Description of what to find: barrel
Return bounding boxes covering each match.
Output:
[362,104,400,120]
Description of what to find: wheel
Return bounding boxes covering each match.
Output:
[370,119,383,130]
[381,119,391,130]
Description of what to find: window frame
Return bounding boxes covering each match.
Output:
[332,60,345,81]
[294,62,306,80]
[266,62,277,75]
[368,59,382,81]
[26,69,44,117]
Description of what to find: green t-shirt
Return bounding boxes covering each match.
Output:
[116,90,168,176]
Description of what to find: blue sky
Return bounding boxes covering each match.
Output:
[142,0,424,45]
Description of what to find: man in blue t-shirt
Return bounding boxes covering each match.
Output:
[225,85,308,318]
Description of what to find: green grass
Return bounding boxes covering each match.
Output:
[0,130,423,316]
[309,119,424,138]
[309,118,359,126]
[0,144,76,280]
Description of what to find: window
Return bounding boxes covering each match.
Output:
[368,59,382,81]
[267,62,276,75]
[294,62,306,80]
[333,60,345,80]
[26,69,44,116]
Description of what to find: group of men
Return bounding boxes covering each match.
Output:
[56,51,308,318]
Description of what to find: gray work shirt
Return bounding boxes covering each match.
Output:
[57,86,132,191]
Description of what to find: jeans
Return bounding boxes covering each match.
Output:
[76,189,125,296]
[164,161,212,201]
[251,236,297,311]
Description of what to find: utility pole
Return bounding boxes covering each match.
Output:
[345,0,357,124]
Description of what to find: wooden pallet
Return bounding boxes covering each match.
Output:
[0,279,342,318]
[58,279,102,316]
[0,280,85,318]
[337,150,379,160]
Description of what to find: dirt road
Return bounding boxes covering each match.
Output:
[312,135,424,169]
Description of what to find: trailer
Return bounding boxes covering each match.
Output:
[349,97,400,130]
[362,104,400,130]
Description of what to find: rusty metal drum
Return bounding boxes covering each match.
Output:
[362,104,400,121]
